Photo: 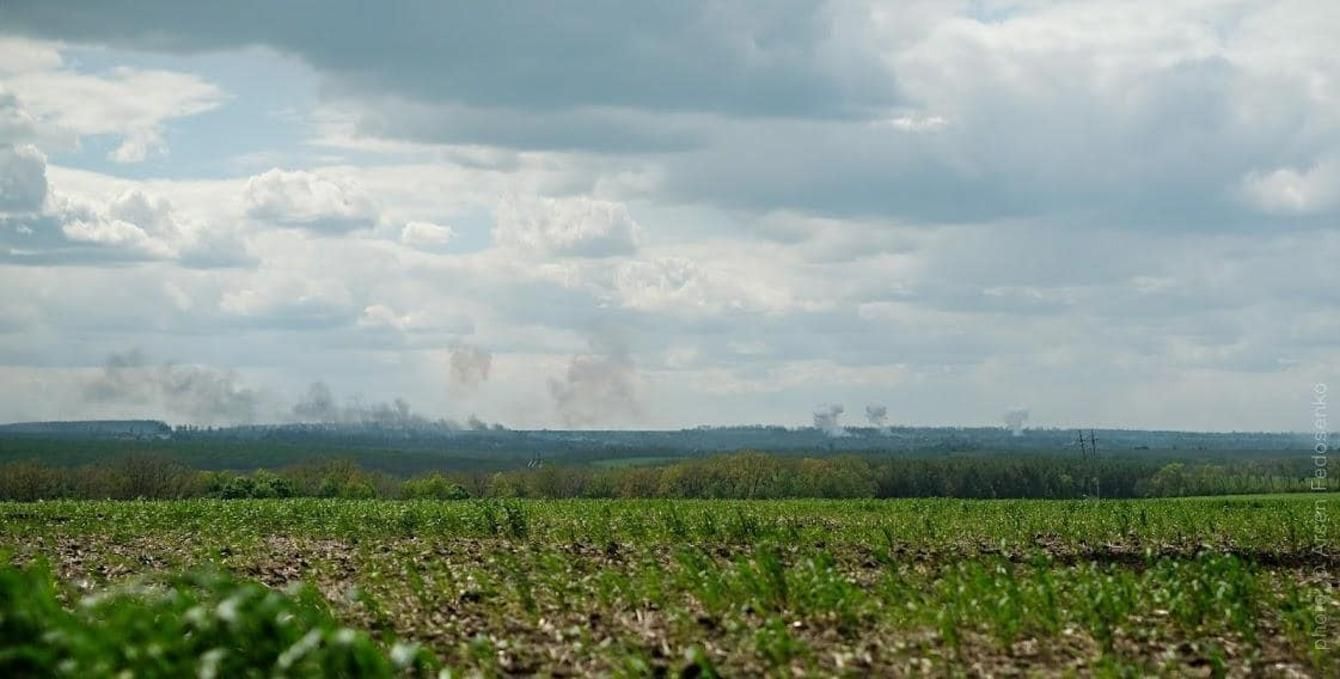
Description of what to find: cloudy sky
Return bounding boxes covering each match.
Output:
[0,1,1335,431]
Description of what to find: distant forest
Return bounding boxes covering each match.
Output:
[0,420,1321,501]
[0,449,1317,502]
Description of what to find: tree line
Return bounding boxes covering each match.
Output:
[0,450,1316,501]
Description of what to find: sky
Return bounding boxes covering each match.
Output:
[0,1,1336,431]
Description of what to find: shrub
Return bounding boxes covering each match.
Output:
[0,561,435,677]
[403,473,470,500]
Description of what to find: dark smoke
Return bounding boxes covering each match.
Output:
[292,381,339,422]
[83,350,259,425]
[865,404,890,434]
[291,381,435,427]
[449,343,492,392]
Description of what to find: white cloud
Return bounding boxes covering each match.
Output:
[0,37,63,75]
[0,90,41,145]
[59,214,173,258]
[0,144,47,213]
[4,185,251,266]
[876,112,949,132]
[357,303,411,331]
[219,272,355,328]
[1240,160,1340,216]
[1,59,226,163]
[612,253,800,316]
[243,168,377,233]
[400,220,455,249]
[494,194,639,257]
[0,4,1338,430]
[107,128,166,164]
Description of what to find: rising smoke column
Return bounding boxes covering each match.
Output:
[449,343,492,392]
[813,403,846,437]
[1003,408,1030,436]
[292,381,340,422]
[83,350,259,425]
[548,335,639,427]
[865,404,890,434]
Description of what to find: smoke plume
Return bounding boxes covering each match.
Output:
[292,381,339,422]
[813,403,846,437]
[291,381,433,427]
[449,343,492,392]
[548,335,639,427]
[1003,408,1030,436]
[83,350,259,425]
[865,404,890,433]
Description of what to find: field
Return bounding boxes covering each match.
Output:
[3,495,1338,676]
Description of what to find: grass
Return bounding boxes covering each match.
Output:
[2,494,1336,675]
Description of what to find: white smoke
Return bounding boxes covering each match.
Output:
[548,335,640,427]
[813,403,846,437]
[1003,408,1030,436]
[865,404,890,434]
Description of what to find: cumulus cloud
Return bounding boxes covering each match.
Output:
[0,3,1337,432]
[0,92,47,216]
[4,2,1337,229]
[2,172,250,267]
[38,189,249,266]
[1,60,225,163]
[611,255,797,315]
[355,301,473,336]
[0,37,63,75]
[0,90,41,145]
[59,189,179,256]
[220,272,355,328]
[400,220,455,249]
[494,194,639,257]
[107,128,166,164]
[1240,160,1340,216]
[0,144,47,213]
[244,169,378,233]
[613,257,702,309]
[0,85,249,266]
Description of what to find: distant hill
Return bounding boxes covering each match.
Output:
[0,420,171,439]
[0,419,1319,475]
[0,419,1311,453]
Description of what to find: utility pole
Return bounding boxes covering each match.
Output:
[1090,429,1100,500]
